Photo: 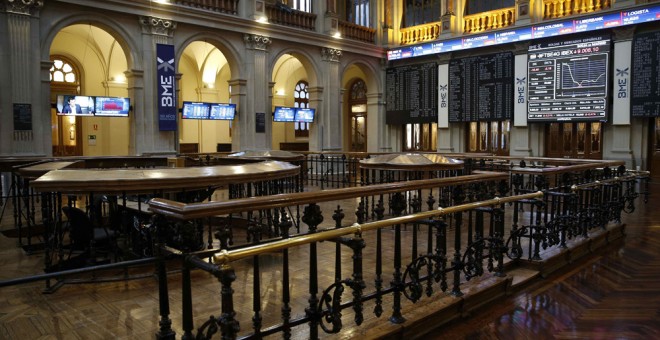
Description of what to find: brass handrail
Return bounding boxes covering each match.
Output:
[212,191,544,264]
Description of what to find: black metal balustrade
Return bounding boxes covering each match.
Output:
[146,164,647,339]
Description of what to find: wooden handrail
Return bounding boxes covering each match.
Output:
[211,191,545,264]
[148,171,509,219]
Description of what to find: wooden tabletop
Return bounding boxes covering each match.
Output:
[30,160,300,194]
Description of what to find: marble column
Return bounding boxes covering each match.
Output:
[137,15,177,155]
[1,0,44,155]
[314,47,342,151]
[239,34,271,151]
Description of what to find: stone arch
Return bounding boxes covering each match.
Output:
[269,48,320,88]
[175,33,242,81]
[40,12,141,72]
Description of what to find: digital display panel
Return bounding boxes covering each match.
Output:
[527,35,610,122]
[273,106,296,122]
[182,101,210,119]
[387,4,660,61]
[55,95,95,116]
[631,30,660,117]
[295,108,315,123]
[209,103,236,120]
[94,97,130,117]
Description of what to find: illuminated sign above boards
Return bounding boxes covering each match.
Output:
[387,5,660,61]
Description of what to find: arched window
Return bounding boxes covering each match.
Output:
[294,80,309,138]
[50,57,79,84]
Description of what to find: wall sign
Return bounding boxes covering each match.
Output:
[13,103,32,131]
[157,44,177,131]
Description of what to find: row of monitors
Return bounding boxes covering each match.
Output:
[55,95,130,117]
[273,106,315,123]
[182,101,236,120]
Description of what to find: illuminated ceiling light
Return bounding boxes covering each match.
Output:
[256,16,268,24]
[333,31,341,39]
[276,89,285,96]
[153,0,170,4]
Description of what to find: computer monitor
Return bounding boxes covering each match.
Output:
[182,101,211,119]
[94,96,130,117]
[56,95,95,116]
[295,108,315,123]
[209,103,236,120]
[273,106,296,122]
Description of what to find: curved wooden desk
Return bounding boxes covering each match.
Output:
[30,160,300,194]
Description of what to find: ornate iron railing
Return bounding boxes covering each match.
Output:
[147,162,647,339]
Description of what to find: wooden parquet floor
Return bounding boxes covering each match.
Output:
[430,181,660,339]
[0,183,659,339]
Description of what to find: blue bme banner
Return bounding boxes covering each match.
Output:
[156,44,177,131]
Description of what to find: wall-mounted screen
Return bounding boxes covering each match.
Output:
[273,106,296,122]
[385,62,438,124]
[295,108,315,123]
[209,103,236,120]
[631,30,660,117]
[449,52,513,122]
[94,96,130,117]
[527,35,610,122]
[182,101,210,119]
[55,95,95,116]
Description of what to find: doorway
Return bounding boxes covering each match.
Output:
[545,122,602,159]
[466,120,510,156]
[348,79,367,152]
[403,122,437,152]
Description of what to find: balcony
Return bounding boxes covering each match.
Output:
[172,0,239,14]
[543,0,612,19]
[338,20,376,43]
[265,3,317,31]
[400,21,442,45]
[464,7,516,34]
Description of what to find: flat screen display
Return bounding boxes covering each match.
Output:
[527,35,610,122]
[295,108,315,122]
[94,96,130,117]
[209,103,236,120]
[56,95,95,116]
[182,101,210,119]
[273,106,296,122]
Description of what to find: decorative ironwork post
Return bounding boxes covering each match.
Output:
[154,215,175,340]
[389,192,407,323]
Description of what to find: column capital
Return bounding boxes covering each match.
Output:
[321,47,342,62]
[2,0,43,15]
[139,16,177,37]
[243,34,271,51]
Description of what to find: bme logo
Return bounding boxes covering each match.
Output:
[516,77,526,104]
[439,84,448,108]
[616,68,628,99]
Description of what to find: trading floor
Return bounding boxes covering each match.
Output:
[0,182,658,339]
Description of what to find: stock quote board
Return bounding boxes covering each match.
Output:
[386,62,438,124]
[527,35,611,122]
[448,52,514,122]
[631,30,660,118]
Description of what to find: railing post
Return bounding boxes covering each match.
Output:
[389,192,407,324]
[217,263,239,339]
[154,217,175,340]
[451,186,465,297]
[181,257,194,340]
[302,203,323,339]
